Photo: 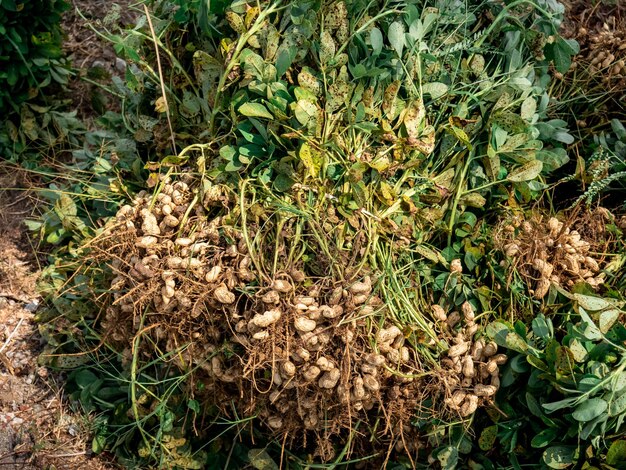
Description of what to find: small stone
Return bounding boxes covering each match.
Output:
[92,60,106,70]
[68,424,79,436]
[24,301,39,312]
[115,57,127,72]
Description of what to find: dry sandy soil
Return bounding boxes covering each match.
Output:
[0,169,115,469]
[0,1,134,468]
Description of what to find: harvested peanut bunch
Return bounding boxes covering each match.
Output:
[432,301,506,417]
[573,17,626,85]
[497,209,615,299]
[93,176,430,461]
[222,274,427,460]
[96,174,246,357]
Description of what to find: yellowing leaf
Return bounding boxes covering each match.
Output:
[484,148,500,180]
[155,96,168,113]
[460,192,486,208]
[299,143,322,179]
[293,99,318,126]
[326,80,352,112]
[298,68,322,95]
[378,181,396,205]
[369,154,392,172]
[320,30,336,65]
[239,102,273,119]
[404,99,426,140]
[410,125,435,154]
[507,160,543,182]
[262,25,280,60]
[414,245,440,263]
[248,449,279,470]
[448,125,472,150]
[244,6,259,28]
[521,96,537,120]
[382,81,401,119]
[226,11,245,33]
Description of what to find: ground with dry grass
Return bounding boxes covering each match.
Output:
[0,171,115,469]
[0,0,131,466]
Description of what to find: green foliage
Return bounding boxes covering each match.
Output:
[0,0,70,112]
[32,0,626,468]
[573,120,626,208]
[481,291,626,468]
[108,0,577,256]
[0,100,85,161]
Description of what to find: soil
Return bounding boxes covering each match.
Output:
[0,169,116,469]
[63,0,139,122]
[0,0,136,467]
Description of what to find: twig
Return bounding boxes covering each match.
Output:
[0,292,28,303]
[143,4,177,155]
[45,451,87,458]
[0,318,25,354]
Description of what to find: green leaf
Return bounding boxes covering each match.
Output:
[532,315,550,340]
[508,160,543,182]
[537,149,569,172]
[545,37,580,74]
[527,355,549,372]
[92,433,107,454]
[531,428,558,448]
[572,398,608,422]
[543,446,575,469]
[193,51,221,85]
[478,425,498,451]
[273,173,294,192]
[74,369,98,389]
[613,371,626,393]
[369,27,383,55]
[578,307,603,341]
[188,399,200,414]
[220,145,237,161]
[486,321,512,347]
[609,391,626,417]
[543,397,577,413]
[388,21,405,56]
[599,309,620,333]
[248,449,279,470]
[606,440,626,465]
[422,82,448,99]
[435,446,458,470]
[239,102,274,119]
[526,392,545,419]
[505,332,528,353]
